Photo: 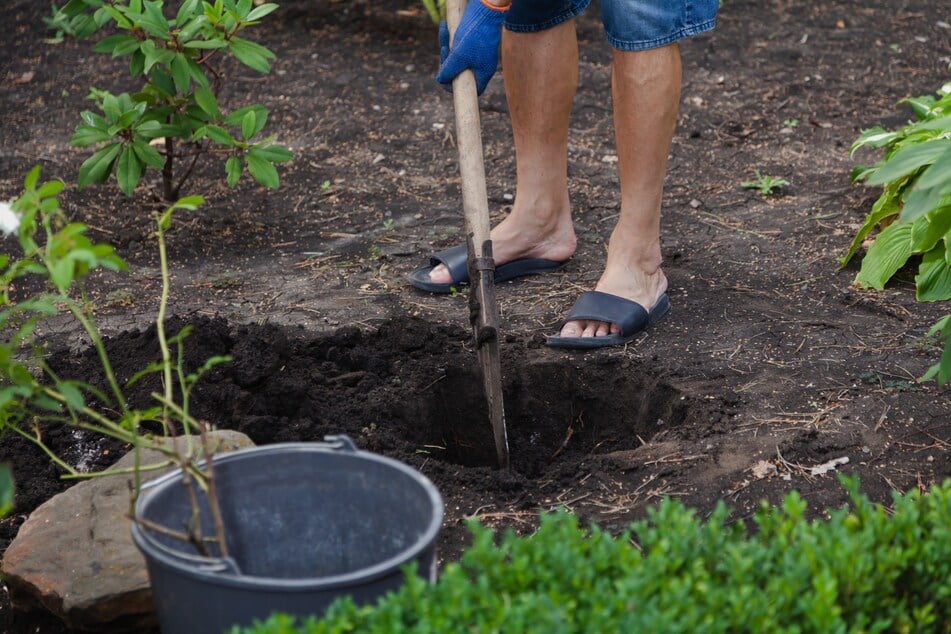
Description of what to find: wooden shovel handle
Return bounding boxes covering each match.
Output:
[445,0,510,471]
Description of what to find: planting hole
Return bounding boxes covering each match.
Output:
[408,359,693,476]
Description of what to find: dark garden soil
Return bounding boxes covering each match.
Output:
[2,0,951,631]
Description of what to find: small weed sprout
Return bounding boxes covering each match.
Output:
[741,170,790,196]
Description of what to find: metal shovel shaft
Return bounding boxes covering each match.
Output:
[446,0,510,470]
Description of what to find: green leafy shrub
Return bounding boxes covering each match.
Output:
[841,81,951,299]
[239,477,951,633]
[52,0,292,200]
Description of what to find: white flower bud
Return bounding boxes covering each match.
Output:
[0,201,20,236]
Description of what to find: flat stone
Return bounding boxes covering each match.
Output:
[1,431,255,631]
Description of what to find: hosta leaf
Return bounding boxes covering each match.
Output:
[245,153,279,188]
[901,183,951,224]
[867,139,951,186]
[854,221,914,290]
[850,126,901,156]
[839,188,900,267]
[910,207,951,253]
[77,142,122,188]
[913,146,951,191]
[915,247,951,302]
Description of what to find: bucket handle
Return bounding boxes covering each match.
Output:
[323,434,358,453]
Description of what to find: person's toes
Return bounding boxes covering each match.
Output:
[429,263,451,284]
[595,322,611,338]
[560,320,584,338]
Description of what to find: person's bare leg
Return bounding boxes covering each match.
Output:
[427,20,579,285]
[560,43,680,338]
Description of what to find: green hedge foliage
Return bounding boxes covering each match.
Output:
[239,477,951,634]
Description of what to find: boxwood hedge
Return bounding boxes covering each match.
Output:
[239,477,951,633]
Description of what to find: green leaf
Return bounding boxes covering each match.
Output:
[173,195,204,210]
[910,207,951,253]
[193,85,219,117]
[850,126,901,157]
[183,39,228,49]
[250,144,292,162]
[197,124,234,145]
[245,152,279,188]
[229,35,275,73]
[71,124,115,147]
[185,55,209,88]
[92,33,139,55]
[246,2,279,21]
[225,155,241,187]
[77,143,122,188]
[866,139,951,186]
[139,0,171,38]
[175,0,202,25]
[23,165,41,190]
[915,247,951,302]
[921,316,951,384]
[901,187,951,225]
[48,257,75,292]
[37,180,65,198]
[132,139,165,168]
[129,49,145,76]
[57,381,87,411]
[854,221,914,290]
[914,146,951,191]
[0,464,13,518]
[115,145,142,196]
[839,189,901,267]
[241,109,256,140]
[171,54,191,94]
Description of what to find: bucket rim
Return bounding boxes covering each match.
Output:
[131,440,443,591]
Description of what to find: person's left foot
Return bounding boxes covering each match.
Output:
[556,265,668,340]
[547,290,669,349]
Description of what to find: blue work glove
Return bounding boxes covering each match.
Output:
[435,0,509,96]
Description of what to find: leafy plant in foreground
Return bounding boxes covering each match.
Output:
[53,0,293,200]
[841,81,951,298]
[841,80,951,385]
[0,166,232,551]
[239,476,951,633]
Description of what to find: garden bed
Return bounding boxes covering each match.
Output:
[2,0,950,631]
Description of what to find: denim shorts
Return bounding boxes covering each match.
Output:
[504,0,718,51]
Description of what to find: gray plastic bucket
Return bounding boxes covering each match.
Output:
[131,435,443,633]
